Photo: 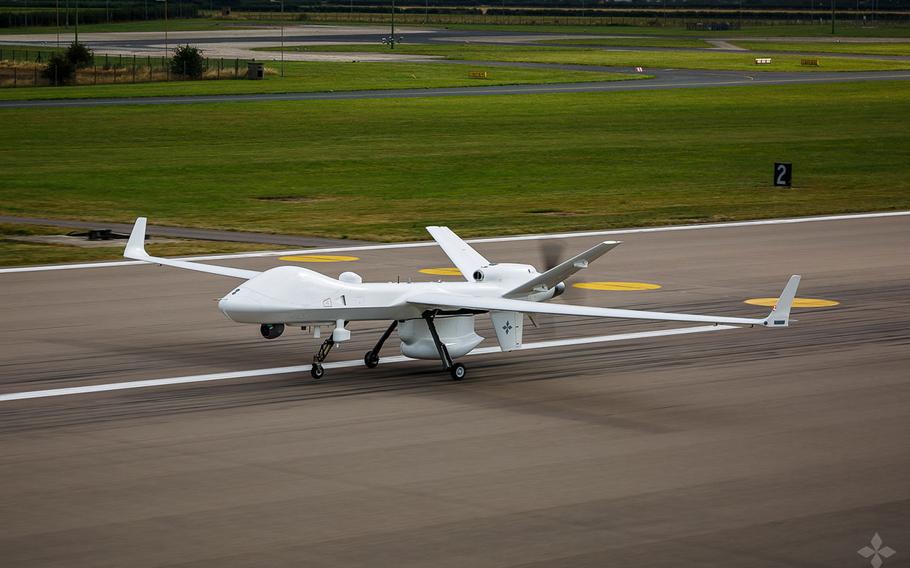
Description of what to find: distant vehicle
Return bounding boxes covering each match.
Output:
[124,218,801,380]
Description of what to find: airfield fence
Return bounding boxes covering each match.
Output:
[0,49,259,88]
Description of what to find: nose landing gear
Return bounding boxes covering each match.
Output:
[310,335,335,380]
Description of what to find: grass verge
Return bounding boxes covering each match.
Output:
[0,18,261,35]
[0,60,637,101]
[0,223,269,267]
[1,81,908,246]
[536,37,713,49]
[276,43,910,72]
[443,23,910,38]
[730,40,910,56]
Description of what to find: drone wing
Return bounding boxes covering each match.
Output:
[124,217,261,280]
[505,240,621,297]
[426,226,490,282]
[409,275,801,328]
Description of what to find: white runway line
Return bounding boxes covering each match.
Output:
[1,210,907,275]
[0,324,736,402]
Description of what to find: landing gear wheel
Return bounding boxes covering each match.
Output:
[450,363,466,381]
[310,363,325,380]
[364,350,380,369]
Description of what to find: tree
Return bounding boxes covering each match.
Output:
[170,45,205,79]
[42,53,75,86]
[66,41,94,69]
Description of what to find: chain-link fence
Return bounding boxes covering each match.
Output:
[0,49,254,88]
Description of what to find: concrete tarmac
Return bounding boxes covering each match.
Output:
[1,214,908,566]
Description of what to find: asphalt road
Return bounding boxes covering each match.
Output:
[1,214,908,567]
[0,215,370,247]
[3,67,909,108]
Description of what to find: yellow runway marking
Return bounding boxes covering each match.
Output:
[419,267,463,276]
[745,297,840,308]
[573,281,662,291]
[280,255,360,263]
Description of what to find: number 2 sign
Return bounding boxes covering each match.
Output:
[774,162,792,188]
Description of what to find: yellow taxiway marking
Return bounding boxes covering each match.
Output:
[745,297,840,308]
[419,267,463,276]
[280,255,360,263]
[573,281,662,291]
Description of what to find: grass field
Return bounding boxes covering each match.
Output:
[537,37,713,49]
[0,223,266,267]
[1,81,908,247]
[0,61,636,101]
[445,23,910,38]
[731,40,910,56]
[0,18,261,35]
[280,43,910,72]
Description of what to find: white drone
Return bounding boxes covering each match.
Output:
[125,217,800,380]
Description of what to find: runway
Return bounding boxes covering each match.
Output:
[3,24,910,108]
[3,68,910,108]
[1,213,908,566]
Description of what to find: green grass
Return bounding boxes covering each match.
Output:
[444,23,910,38]
[0,61,637,101]
[271,43,910,72]
[731,40,910,56]
[1,81,908,246]
[536,37,712,49]
[0,223,269,267]
[0,18,261,35]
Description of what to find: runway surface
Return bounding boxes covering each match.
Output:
[1,214,908,566]
[3,68,909,108]
[3,24,910,108]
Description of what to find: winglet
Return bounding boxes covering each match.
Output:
[124,217,151,260]
[764,275,801,327]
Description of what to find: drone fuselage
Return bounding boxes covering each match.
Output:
[217,264,553,326]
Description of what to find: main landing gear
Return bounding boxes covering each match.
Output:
[363,320,398,370]
[423,311,467,381]
[310,316,467,381]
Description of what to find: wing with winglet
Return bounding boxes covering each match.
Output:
[409,275,802,328]
[124,217,261,280]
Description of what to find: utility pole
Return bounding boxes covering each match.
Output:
[74,0,79,43]
[390,0,395,49]
[56,0,60,48]
[155,0,167,57]
[270,0,284,77]
[831,0,836,34]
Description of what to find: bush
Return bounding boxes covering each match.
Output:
[42,53,75,86]
[170,44,205,79]
[66,41,94,69]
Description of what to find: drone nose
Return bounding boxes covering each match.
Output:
[218,287,246,318]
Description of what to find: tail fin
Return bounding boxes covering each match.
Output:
[426,226,490,282]
[764,275,801,327]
